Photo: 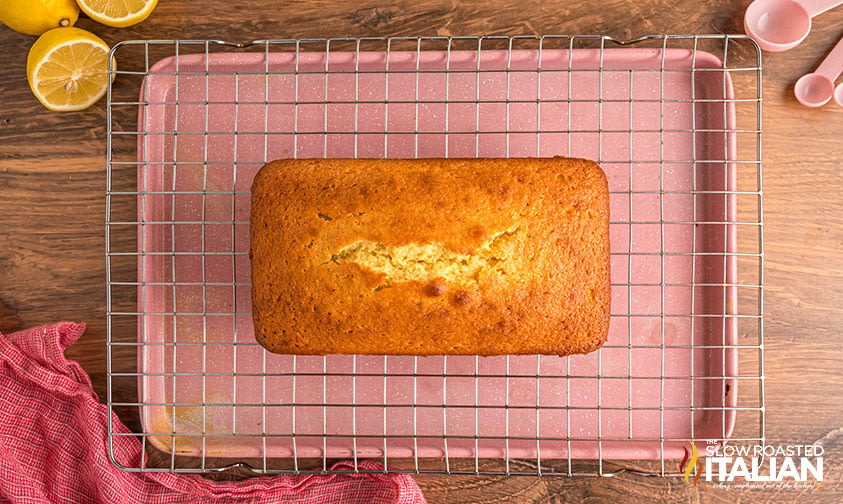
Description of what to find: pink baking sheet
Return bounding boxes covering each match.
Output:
[136,47,737,462]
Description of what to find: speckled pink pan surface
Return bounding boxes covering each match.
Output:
[137,48,737,461]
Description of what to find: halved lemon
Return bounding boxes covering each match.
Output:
[76,0,158,28]
[26,27,115,112]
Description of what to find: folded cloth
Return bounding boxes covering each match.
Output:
[0,322,427,504]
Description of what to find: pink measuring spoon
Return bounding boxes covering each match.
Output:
[744,0,843,52]
[794,37,843,107]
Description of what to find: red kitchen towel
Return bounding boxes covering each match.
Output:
[0,322,427,504]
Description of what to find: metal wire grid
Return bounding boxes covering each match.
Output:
[105,35,764,476]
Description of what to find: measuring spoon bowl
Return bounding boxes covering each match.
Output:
[745,0,843,52]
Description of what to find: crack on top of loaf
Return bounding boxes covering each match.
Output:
[328,227,520,284]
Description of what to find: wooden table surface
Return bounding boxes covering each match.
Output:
[1,0,841,502]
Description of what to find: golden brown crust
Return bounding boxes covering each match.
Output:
[250,157,610,356]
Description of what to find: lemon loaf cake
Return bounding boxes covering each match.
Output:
[250,157,610,356]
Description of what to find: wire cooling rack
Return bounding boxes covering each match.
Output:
[105,35,764,476]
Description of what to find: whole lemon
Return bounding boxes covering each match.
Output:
[0,0,79,36]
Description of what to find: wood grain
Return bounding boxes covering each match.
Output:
[1,0,842,502]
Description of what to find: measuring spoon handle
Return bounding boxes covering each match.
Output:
[795,0,843,17]
[814,37,843,81]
